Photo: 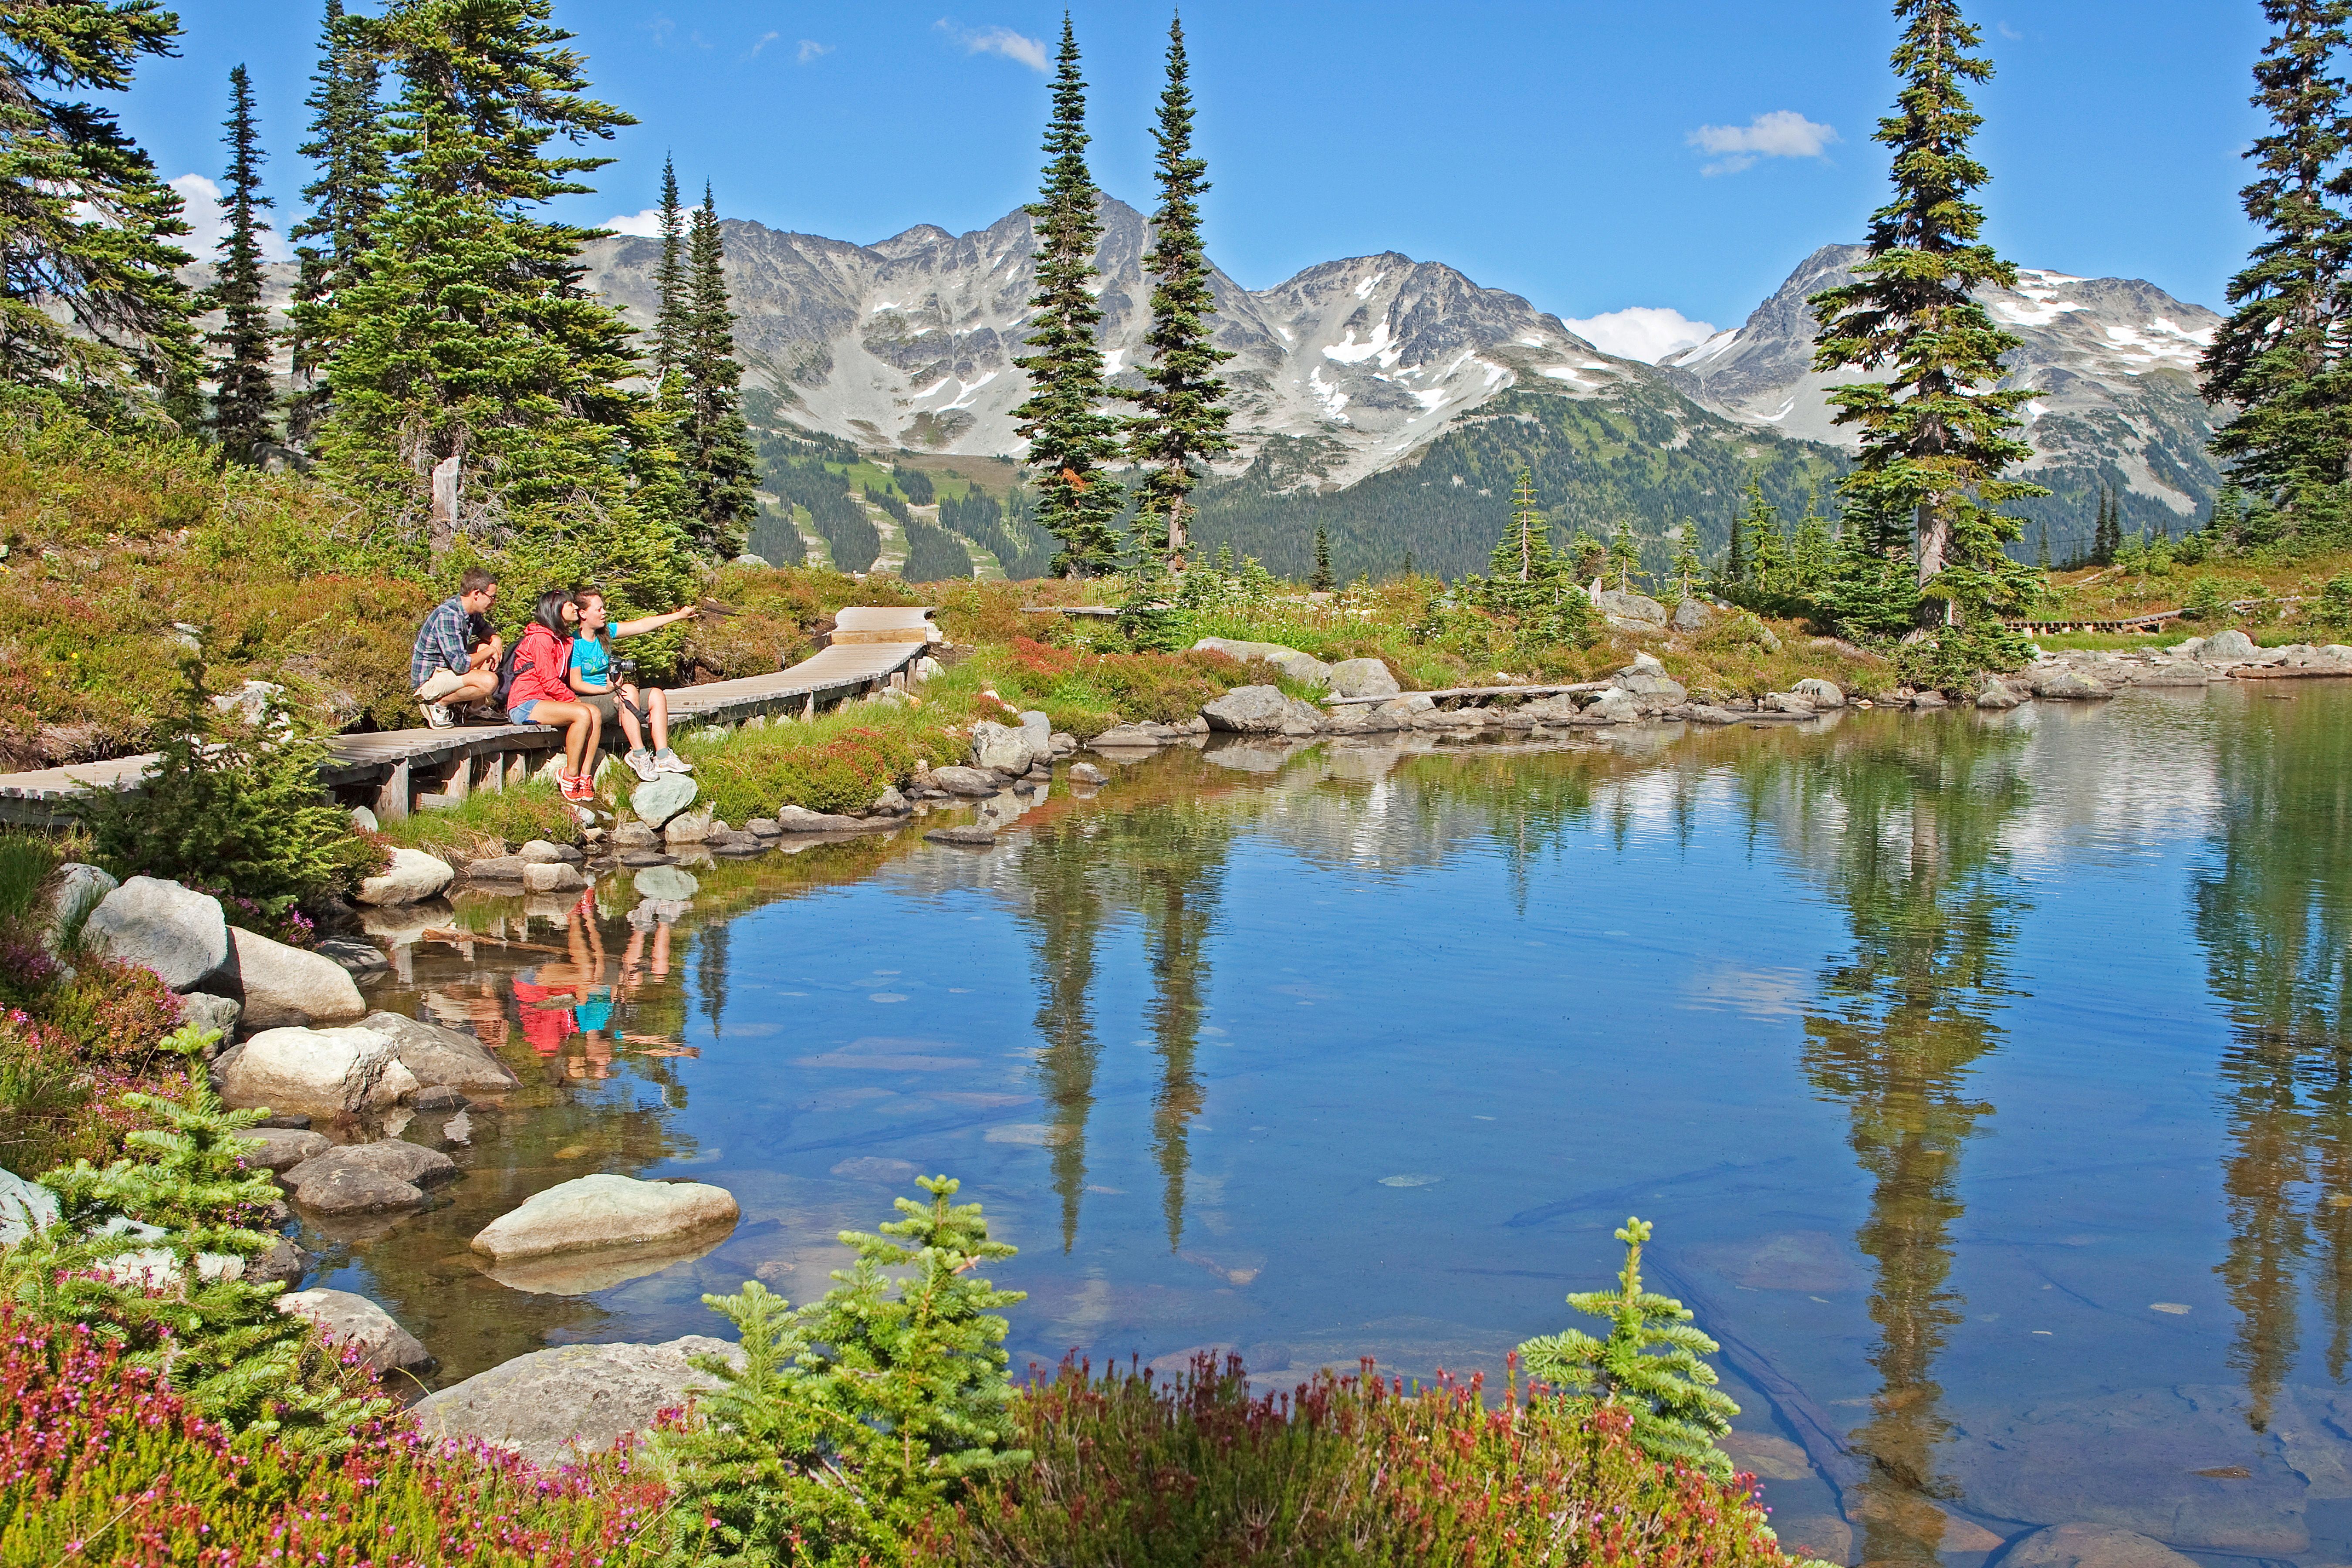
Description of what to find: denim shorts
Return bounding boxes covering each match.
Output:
[507,701,541,723]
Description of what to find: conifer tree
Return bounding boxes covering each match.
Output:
[288,0,387,440]
[1487,467,1559,602]
[1811,0,2044,657]
[1606,517,1646,591]
[1722,504,1747,589]
[681,185,757,556]
[0,0,199,402]
[1124,13,1232,564]
[1737,479,1788,600]
[1820,487,1922,640]
[651,155,688,385]
[1789,485,1836,596]
[1011,17,1125,577]
[320,0,692,608]
[2203,0,2352,536]
[1518,1217,1738,1480]
[2034,521,2051,570]
[1311,524,1335,590]
[1668,527,1704,600]
[208,66,276,464]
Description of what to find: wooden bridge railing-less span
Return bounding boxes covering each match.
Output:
[0,608,939,828]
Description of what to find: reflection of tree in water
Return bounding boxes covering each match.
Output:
[1752,720,2027,1565]
[695,921,730,1042]
[1010,799,1237,1253]
[1385,749,1601,914]
[2193,691,2352,1430]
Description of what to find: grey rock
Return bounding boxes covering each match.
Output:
[214,1025,421,1115]
[743,817,783,838]
[248,1234,308,1287]
[517,840,566,864]
[412,1335,746,1467]
[472,1173,738,1263]
[1326,657,1401,700]
[1764,691,1816,715]
[1687,704,1746,725]
[1019,709,1053,764]
[2121,661,2211,687]
[926,826,997,847]
[0,1168,59,1244]
[1792,677,1845,708]
[236,1127,330,1175]
[1976,679,2024,710]
[1913,688,1951,709]
[929,764,1000,796]
[1087,724,1168,749]
[1583,688,1642,723]
[356,848,455,907]
[286,1161,425,1216]
[1193,638,1333,686]
[1592,588,1668,632]
[619,851,676,869]
[970,719,1039,773]
[775,803,877,833]
[2031,668,2111,700]
[356,1011,521,1093]
[36,862,116,952]
[211,679,287,727]
[1068,761,1107,785]
[733,552,772,568]
[611,820,657,850]
[1670,598,1714,632]
[179,991,242,1044]
[521,861,585,894]
[869,785,910,815]
[348,804,379,832]
[1203,684,1326,735]
[276,1288,433,1375]
[287,1139,456,1193]
[1048,731,1078,757]
[464,855,527,881]
[1992,1524,2199,1568]
[230,926,366,1029]
[2200,629,2259,662]
[629,772,699,827]
[412,1085,467,1111]
[631,865,701,901]
[662,807,715,845]
[314,938,389,977]
[83,877,233,993]
[1612,656,1688,707]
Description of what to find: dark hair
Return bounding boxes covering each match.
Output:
[460,566,497,595]
[531,587,574,638]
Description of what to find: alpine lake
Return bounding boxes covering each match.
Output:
[324,679,2352,1567]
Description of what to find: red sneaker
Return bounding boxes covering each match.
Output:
[558,773,593,803]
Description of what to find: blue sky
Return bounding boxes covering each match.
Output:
[140,1,2265,359]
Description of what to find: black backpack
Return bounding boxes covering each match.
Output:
[491,639,525,712]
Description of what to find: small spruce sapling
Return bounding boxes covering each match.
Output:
[1517,1216,1737,1480]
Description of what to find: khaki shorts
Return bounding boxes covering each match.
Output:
[416,668,470,702]
[579,691,643,726]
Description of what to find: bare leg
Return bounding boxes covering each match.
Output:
[645,687,669,751]
[613,691,647,753]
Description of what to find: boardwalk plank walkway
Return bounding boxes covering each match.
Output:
[0,618,935,826]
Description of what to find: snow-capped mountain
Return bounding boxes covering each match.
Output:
[578,197,1646,489]
[1659,244,2224,527]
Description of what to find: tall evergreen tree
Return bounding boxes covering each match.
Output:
[0,0,198,402]
[320,0,690,608]
[1124,13,1232,564]
[1607,517,1646,591]
[2203,1,2352,536]
[651,154,688,385]
[1789,485,1836,596]
[1011,17,1124,577]
[1668,526,1704,600]
[1737,478,1788,599]
[288,0,388,441]
[1310,524,1334,591]
[1811,0,2044,658]
[681,184,757,556]
[208,66,275,464]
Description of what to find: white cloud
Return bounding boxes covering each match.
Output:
[1686,110,1839,176]
[749,30,779,55]
[170,173,291,262]
[935,20,1048,71]
[1561,306,1718,365]
[602,207,665,237]
[798,38,832,61]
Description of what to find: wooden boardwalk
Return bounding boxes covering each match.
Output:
[0,619,936,827]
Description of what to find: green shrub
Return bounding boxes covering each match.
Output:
[2183,574,2259,623]
[69,660,385,928]
[379,777,583,857]
[657,1175,1027,1566]
[2311,571,2352,637]
[0,831,57,926]
[684,720,921,821]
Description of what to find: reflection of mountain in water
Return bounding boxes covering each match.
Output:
[2194,691,2352,1429]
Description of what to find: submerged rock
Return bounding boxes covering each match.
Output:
[470,1173,738,1263]
[1994,1523,2199,1568]
[276,1288,433,1375]
[1068,761,1108,786]
[83,877,233,993]
[412,1335,744,1467]
[926,826,997,847]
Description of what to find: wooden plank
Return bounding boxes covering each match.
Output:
[374,760,410,824]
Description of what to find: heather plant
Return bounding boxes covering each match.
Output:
[2312,571,2352,636]
[1517,1217,1739,1480]
[70,659,383,926]
[3,1026,391,1453]
[658,1175,1028,1566]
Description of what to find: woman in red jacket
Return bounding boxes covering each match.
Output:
[506,588,602,802]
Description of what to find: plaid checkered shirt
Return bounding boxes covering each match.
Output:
[410,596,473,689]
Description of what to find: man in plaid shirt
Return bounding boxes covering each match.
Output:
[409,567,501,729]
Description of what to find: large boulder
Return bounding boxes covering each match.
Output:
[1326,658,1401,700]
[1019,710,1053,767]
[355,1011,521,1093]
[1592,588,1668,632]
[285,1139,455,1192]
[356,848,454,908]
[521,862,585,894]
[629,772,699,828]
[1670,598,1714,633]
[214,1025,421,1115]
[0,1169,60,1245]
[2199,629,2259,662]
[1193,638,1332,687]
[470,1173,738,1263]
[234,1126,330,1175]
[230,926,366,1029]
[1202,685,1325,735]
[1992,1524,2199,1568]
[36,863,117,952]
[1792,678,1845,709]
[1583,687,1642,724]
[275,1288,433,1375]
[412,1335,744,1467]
[1612,654,1688,708]
[969,720,1039,773]
[929,764,1001,797]
[82,877,233,993]
[2031,668,2112,700]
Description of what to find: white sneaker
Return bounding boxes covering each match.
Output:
[654,748,694,774]
[626,748,660,782]
[420,702,455,730]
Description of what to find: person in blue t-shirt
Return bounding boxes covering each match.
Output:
[568,587,700,782]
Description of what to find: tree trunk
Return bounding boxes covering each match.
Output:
[1914,500,1955,626]
[428,454,462,556]
[1167,496,1187,558]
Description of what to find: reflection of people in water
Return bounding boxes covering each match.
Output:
[511,893,608,1061]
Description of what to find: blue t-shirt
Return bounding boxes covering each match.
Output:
[575,987,614,1033]
[569,635,613,689]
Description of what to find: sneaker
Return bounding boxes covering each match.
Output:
[625,747,660,782]
[558,773,594,803]
[653,747,695,774]
[419,702,455,730]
